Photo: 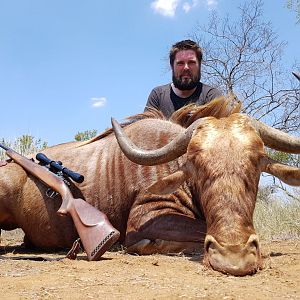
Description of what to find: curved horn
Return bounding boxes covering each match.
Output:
[292,71,300,81]
[111,118,204,166]
[250,118,300,153]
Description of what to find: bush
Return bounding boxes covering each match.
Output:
[0,135,48,160]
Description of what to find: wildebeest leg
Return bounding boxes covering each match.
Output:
[126,213,206,255]
[127,239,202,255]
[23,234,37,249]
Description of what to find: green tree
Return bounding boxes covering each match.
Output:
[74,130,98,141]
[16,134,48,155]
[267,149,300,167]
[0,135,48,160]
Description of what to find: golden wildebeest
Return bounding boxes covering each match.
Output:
[111,97,300,276]
[0,96,299,276]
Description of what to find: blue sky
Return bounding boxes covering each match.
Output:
[0,0,299,146]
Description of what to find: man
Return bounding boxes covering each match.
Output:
[144,39,222,118]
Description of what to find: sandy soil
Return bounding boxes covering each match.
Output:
[0,230,299,300]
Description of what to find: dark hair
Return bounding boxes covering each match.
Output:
[169,39,203,67]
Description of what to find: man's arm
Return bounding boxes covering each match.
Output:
[144,89,160,112]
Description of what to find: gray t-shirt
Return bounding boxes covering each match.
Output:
[144,82,222,118]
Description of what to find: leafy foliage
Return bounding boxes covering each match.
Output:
[267,149,300,167]
[0,135,48,160]
[74,130,98,141]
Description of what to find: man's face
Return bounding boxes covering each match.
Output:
[172,49,200,90]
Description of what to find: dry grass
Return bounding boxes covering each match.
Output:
[0,229,24,246]
[254,192,300,241]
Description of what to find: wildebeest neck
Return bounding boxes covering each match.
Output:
[199,176,259,242]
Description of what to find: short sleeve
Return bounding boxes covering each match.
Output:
[144,89,160,112]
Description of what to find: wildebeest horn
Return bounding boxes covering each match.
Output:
[111,118,204,165]
[292,72,300,81]
[250,118,300,153]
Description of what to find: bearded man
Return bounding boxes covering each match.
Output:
[144,39,222,118]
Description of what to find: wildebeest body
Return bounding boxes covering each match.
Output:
[0,119,205,252]
[2,96,300,276]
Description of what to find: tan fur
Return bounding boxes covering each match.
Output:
[170,95,242,127]
[1,96,285,276]
[4,95,234,247]
[116,109,299,275]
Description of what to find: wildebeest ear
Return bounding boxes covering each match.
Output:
[262,156,300,186]
[146,167,189,195]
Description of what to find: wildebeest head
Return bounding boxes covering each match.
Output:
[111,112,300,276]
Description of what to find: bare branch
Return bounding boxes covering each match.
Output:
[193,0,300,132]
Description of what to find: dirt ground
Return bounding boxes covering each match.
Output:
[0,230,299,300]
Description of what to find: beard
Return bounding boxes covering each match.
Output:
[172,71,200,90]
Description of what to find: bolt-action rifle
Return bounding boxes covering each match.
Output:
[0,143,120,261]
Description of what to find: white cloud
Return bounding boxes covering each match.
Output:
[182,2,191,13]
[206,0,218,10]
[182,0,199,13]
[151,0,180,17]
[151,0,217,17]
[91,97,107,108]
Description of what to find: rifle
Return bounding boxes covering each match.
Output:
[0,143,120,261]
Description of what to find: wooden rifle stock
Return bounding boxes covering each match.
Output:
[0,144,120,261]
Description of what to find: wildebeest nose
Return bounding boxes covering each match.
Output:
[203,234,261,276]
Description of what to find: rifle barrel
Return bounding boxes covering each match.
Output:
[0,143,9,151]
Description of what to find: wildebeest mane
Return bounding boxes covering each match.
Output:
[170,95,242,127]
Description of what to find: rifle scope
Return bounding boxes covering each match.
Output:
[36,153,84,183]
